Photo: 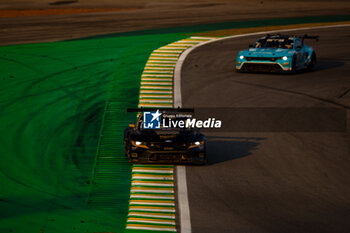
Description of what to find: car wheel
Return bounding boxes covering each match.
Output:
[127,153,135,163]
[291,55,297,73]
[307,52,317,71]
[200,158,208,165]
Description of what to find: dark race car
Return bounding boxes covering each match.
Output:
[124,108,206,164]
[236,34,318,73]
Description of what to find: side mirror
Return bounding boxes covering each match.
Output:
[129,124,135,128]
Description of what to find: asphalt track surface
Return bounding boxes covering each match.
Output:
[181,26,350,233]
[1,0,350,45]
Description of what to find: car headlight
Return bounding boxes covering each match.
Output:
[131,140,149,149]
[239,55,244,59]
[282,56,288,61]
[187,141,204,150]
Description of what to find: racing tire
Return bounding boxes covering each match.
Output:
[307,52,317,72]
[193,159,207,165]
[235,68,243,73]
[199,158,208,165]
[291,55,297,73]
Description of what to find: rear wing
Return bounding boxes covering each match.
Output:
[302,34,319,41]
[126,107,194,113]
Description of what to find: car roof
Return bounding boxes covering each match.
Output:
[259,34,296,40]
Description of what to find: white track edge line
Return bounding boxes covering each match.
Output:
[175,166,191,233]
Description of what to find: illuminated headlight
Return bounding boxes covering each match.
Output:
[131,140,149,149]
[282,56,288,61]
[187,141,204,150]
[239,55,244,59]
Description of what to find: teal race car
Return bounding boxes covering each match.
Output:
[235,34,318,73]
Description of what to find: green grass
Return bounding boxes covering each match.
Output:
[0,33,185,233]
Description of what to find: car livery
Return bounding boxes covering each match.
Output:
[124,108,206,164]
[236,34,318,73]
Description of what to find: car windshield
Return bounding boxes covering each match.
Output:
[254,38,294,49]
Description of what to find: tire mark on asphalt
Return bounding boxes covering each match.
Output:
[338,88,350,99]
